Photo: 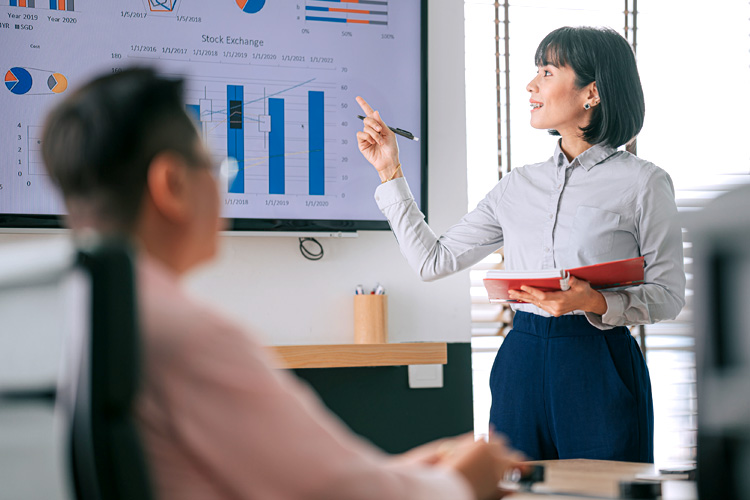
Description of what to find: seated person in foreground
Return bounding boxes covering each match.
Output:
[41,68,524,500]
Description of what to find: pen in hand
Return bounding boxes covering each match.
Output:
[357,115,419,142]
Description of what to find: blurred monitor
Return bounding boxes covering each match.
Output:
[690,185,750,499]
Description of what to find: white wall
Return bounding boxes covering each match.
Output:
[0,0,470,346]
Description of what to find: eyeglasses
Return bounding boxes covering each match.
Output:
[204,156,235,183]
[215,157,236,183]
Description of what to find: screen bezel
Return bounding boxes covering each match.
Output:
[0,0,428,233]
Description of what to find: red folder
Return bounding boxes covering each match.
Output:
[483,256,645,303]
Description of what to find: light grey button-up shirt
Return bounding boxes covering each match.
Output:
[374,141,686,329]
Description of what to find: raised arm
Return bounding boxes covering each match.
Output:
[356,96,403,183]
[357,97,506,281]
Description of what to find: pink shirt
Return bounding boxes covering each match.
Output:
[136,257,473,500]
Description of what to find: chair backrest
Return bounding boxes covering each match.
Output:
[62,241,154,500]
[690,185,750,499]
[0,239,153,500]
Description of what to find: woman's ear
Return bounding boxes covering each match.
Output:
[588,81,600,104]
[146,152,191,223]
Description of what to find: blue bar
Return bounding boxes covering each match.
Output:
[305,16,346,23]
[185,104,200,124]
[306,6,330,11]
[227,85,244,194]
[308,91,324,196]
[10,0,17,6]
[49,0,56,9]
[269,98,285,195]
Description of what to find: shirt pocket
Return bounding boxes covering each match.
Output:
[570,206,621,258]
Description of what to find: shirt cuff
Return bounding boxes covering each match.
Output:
[374,176,413,210]
[584,291,624,330]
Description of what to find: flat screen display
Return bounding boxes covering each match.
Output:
[0,0,426,231]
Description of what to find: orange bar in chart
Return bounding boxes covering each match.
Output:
[330,8,371,14]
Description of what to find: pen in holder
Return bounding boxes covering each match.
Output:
[353,294,388,344]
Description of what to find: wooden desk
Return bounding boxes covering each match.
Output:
[511,459,696,500]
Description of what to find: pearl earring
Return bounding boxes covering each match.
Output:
[584,103,591,110]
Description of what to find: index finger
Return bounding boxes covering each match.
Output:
[356,96,376,117]
[518,285,543,298]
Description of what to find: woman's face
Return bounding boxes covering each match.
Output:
[526,63,590,137]
[183,144,225,268]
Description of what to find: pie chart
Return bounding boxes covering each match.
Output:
[47,73,68,93]
[236,0,265,14]
[5,67,33,95]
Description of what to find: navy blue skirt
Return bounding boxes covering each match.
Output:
[489,311,654,462]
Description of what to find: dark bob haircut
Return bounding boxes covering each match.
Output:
[535,26,645,148]
[42,68,201,231]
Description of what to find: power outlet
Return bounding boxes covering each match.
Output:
[408,364,444,389]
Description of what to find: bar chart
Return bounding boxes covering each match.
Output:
[268,96,284,194]
[305,0,388,26]
[187,79,333,198]
[308,91,325,196]
[227,85,245,194]
[185,104,200,124]
[8,0,74,9]
[49,0,73,10]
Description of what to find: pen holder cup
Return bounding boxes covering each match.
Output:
[354,294,388,344]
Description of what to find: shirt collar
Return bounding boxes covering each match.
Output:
[553,140,617,171]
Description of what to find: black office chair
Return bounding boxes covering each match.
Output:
[61,240,154,500]
[690,185,750,499]
[0,239,153,500]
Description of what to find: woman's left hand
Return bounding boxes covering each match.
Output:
[508,275,608,316]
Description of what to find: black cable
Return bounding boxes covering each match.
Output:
[299,237,324,261]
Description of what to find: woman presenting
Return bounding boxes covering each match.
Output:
[356,26,685,463]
